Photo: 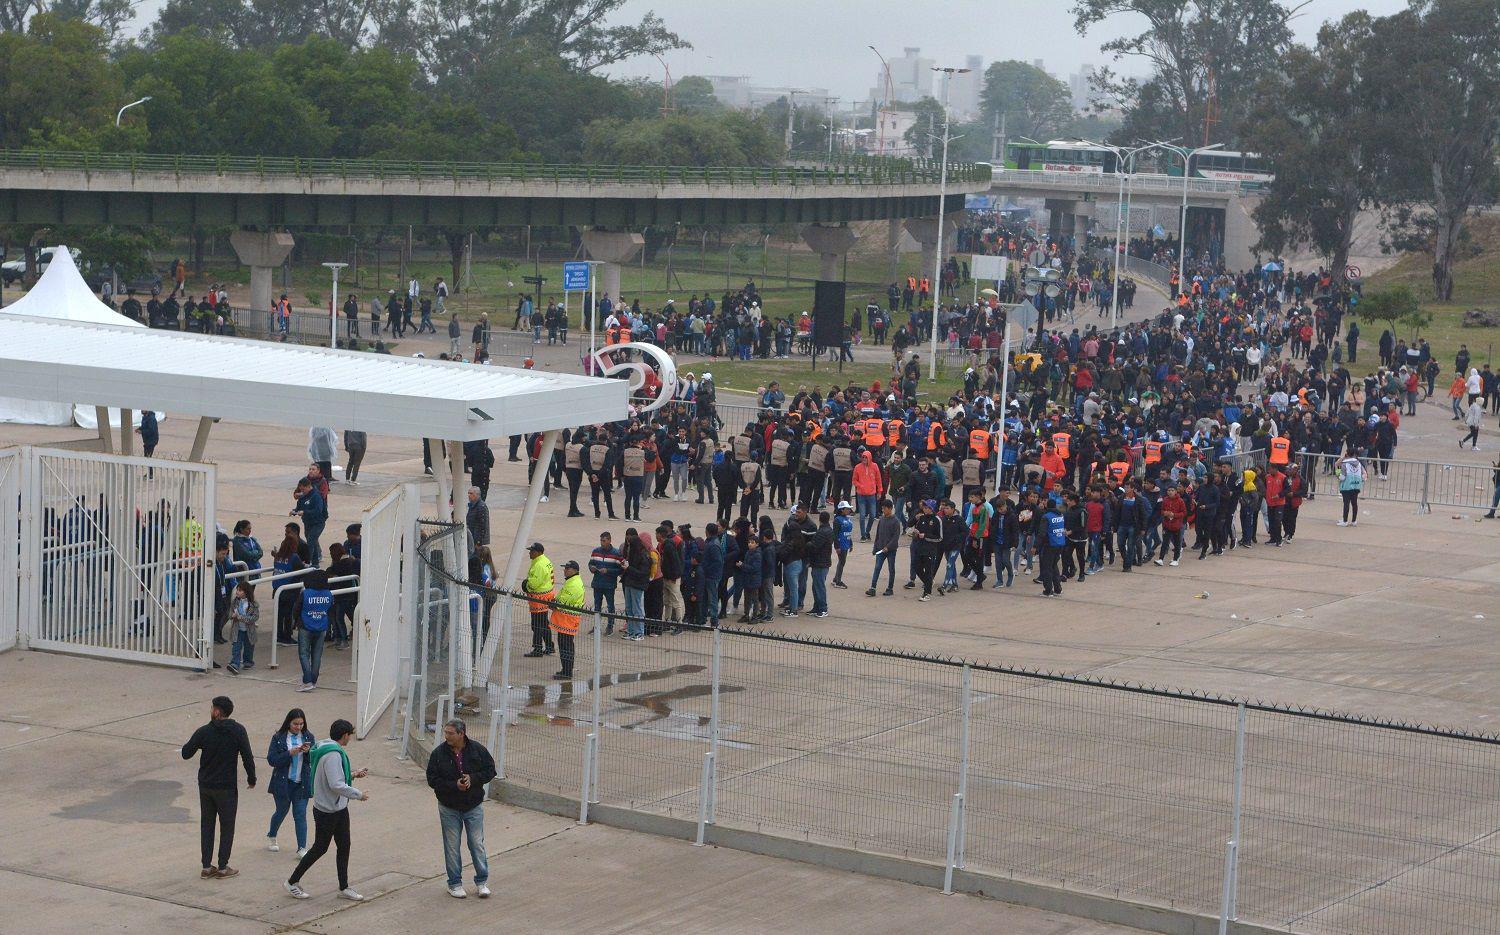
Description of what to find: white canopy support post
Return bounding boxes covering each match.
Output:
[188,416,213,462]
[474,428,558,685]
[446,439,477,688]
[428,439,453,522]
[94,407,113,453]
[447,440,464,524]
[119,408,133,456]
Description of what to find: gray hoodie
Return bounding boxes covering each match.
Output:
[311,741,362,813]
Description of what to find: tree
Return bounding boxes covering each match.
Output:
[1355,284,1420,335]
[670,75,721,114]
[1071,0,1296,147]
[45,0,133,44]
[1252,13,1382,285]
[0,14,126,150]
[582,111,779,167]
[899,97,947,157]
[1366,0,1500,301]
[980,60,1074,143]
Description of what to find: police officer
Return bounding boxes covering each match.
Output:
[563,430,587,517]
[587,431,617,520]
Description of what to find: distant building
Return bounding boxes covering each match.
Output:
[869,46,933,108]
[704,75,832,112]
[947,55,985,121]
[865,109,921,156]
[1069,65,1096,111]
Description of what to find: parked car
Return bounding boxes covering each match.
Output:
[1,246,81,285]
[85,266,164,295]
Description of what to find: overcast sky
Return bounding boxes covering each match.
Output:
[604,0,1410,103]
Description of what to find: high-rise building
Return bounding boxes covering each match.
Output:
[1069,65,1096,111]
[947,55,985,120]
[870,46,934,108]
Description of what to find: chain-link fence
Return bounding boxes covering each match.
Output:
[402,521,1500,933]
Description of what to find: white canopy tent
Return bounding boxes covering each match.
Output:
[0,246,145,429]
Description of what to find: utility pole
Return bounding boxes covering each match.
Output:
[783,89,807,154]
[927,65,972,382]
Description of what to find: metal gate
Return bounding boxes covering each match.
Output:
[0,448,21,653]
[21,447,214,669]
[355,482,417,738]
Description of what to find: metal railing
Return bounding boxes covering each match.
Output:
[400,520,1500,935]
[1297,451,1498,514]
[994,167,1240,196]
[0,149,991,187]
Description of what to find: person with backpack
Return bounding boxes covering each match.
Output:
[284,719,368,902]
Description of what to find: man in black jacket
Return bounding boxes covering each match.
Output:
[426,718,497,899]
[181,695,256,879]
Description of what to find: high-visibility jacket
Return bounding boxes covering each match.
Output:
[886,419,905,447]
[1269,436,1291,465]
[524,555,556,614]
[863,418,886,447]
[550,574,585,636]
[919,276,930,293]
[906,276,917,291]
[968,428,991,459]
[927,423,946,451]
[1144,440,1163,464]
[1181,442,1194,458]
[1051,432,1071,459]
[1107,460,1130,485]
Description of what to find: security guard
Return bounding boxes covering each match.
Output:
[587,433,617,520]
[563,430,587,517]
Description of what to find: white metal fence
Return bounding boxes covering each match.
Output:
[15,447,214,669]
[0,448,20,653]
[400,521,1500,934]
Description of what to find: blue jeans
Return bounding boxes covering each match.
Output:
[1087,532,1102,570]
[304,523,324,566]
[593,588,616,629]
[809,566,828,613]
[268,788,307,849]
[439,803,489,888]
[870,551,897,590]
[623,586,645,638]
[701,577,721,624]
[943,549,960,587]
[297,628,326,685]
[1117,526,1139,570]
[891,495,908,530]
[783,559,804,610]
[857,495,878,538]
[991,539,1013,587]
[230,627,255,668]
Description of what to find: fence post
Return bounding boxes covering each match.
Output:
[955,663,972,869]
[495,598,515,780]
[398,674,421,760]
[1419,462,1432,514]
[694,750,715,846]
[578,732,596,825]
[589,609,603,804]
[707,624,722,824]
[1218,702,1247,934]
[942,792,964,895]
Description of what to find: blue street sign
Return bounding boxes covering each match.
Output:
[563,262,590,291]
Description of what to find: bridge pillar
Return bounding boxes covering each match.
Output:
[801,224,859,281]
[581,229,644,306]
[904,214,961,290]
[230,231,295,315]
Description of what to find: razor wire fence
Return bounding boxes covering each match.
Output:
[401,520,1500,934]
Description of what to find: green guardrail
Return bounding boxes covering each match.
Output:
[0,150,992,187]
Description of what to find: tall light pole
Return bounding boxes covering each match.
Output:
[322,262,347,348]
[115,96,151,127]
[927,65,971,381]
[868,46,894,154]
[1077,139,1155,327]
[783,89,807,154]
[1157,141,1224,295]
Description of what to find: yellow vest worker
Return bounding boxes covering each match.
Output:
[1269,436,1291,465]
[550,565,585,637]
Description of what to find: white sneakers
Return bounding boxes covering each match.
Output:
[540,495,549,503]
[267,839,279,852]
[448,885,467,898]
[1336,520,1348,527]
[284,881,309,899]
[477,884,491,898]
[296,848,307,858]
[1169,559,1180,567]
[296,683,315,693]
[338,888,364,901]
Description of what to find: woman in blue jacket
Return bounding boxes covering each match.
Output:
[266,708,314,856]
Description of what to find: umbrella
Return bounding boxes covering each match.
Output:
[979,288,999,297]
[1262,261,1282,272]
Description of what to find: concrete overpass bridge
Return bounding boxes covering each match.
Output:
[988,168,1261,270]
[0,150,991,306]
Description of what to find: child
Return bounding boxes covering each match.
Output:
[227,582,259,674]
[832,502,854,589]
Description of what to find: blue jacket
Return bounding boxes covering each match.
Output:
[834,514,854,551]
[738,546,764,588]
[266,728,315,799]
[295,489,327,528]
[701,536,725,581]
[300,587,332,632]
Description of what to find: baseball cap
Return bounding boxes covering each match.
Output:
[836,500,852,511]
[527,542,544,552]
[563,560,580,571]
[922,499,937,510]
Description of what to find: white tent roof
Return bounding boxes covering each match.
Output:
[0,247,144,428]
[0,313,628,441]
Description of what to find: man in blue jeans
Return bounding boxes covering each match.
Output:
[426,718,496,899]
[866,499,901,596]
[296,570,332,692]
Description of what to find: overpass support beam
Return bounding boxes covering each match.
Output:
[801,224,859,281]
[230,231,295,316]
[904,214,961,288]
[581,229,645,306]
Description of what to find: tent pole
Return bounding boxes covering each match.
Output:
[119,409,134,456]
[189,416,213,462]
[94,407,113,453]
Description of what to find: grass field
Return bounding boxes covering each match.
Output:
[1362,216,1500,374]
[693,356,971,401]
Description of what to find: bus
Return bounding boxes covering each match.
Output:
[1003,141,1119,174]
[1170,150,1275,188]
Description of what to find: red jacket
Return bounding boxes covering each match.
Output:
[852,453,885,497]
[1265,471,1287,508]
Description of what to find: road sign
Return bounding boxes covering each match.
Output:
[1345,264,1362,281]
[563,262,590,291]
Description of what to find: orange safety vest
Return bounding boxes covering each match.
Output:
[550,603,580,636]
[886,419,905,447]
[919,276,930,293]
[1269,436,1291,465]
[1107,460,1129,485]
[1051,432,1071,459]
[968,428,991,459]
[927,423,946,451]
[906,276,917,290]
[527,588,556,616]
[863,418,886,447]
[1144,440,1162,464]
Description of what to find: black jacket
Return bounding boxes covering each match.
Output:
[426,737,497,812]
[807,524,835,568]
[181,718,256,790]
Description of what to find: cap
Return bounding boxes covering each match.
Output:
[562,560,580,570]
[527,541,544,552]
[836,500,852,511]
[922,498,937,510]
[702,372,713,380]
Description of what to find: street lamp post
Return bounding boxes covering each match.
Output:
[868,46,894,154]
[1157,142,1224,295]
[322,262,347,348]
[1024,265,1063,345]
[1076,139,1156,328]
[115,96,152,127]
[783,89,807,154]
[927,65,971,382]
